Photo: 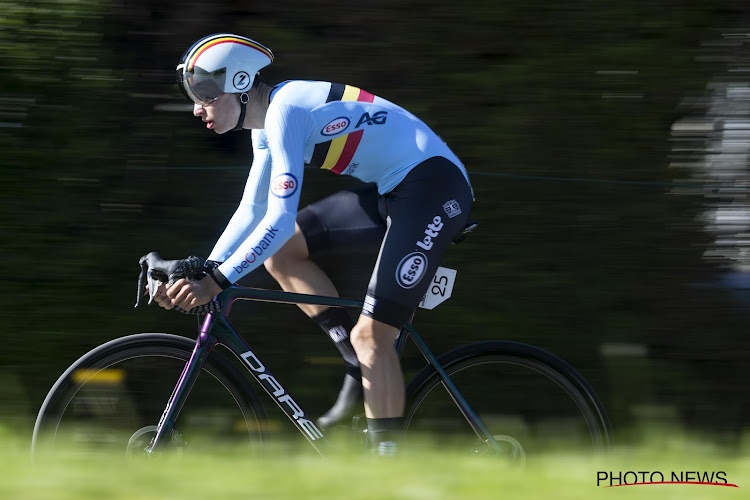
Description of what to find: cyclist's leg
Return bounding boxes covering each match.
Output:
[350,316,404,418]
[350,315,403,456]
[266,230,363,428]
[352,156,473,454]
[264,184,387,427]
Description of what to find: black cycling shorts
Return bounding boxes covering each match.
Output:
[297,156,473,328]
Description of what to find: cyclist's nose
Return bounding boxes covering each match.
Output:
[193,103,204,117]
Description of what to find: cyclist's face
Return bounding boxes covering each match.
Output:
[192,93,239,134]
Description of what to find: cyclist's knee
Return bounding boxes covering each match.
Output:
[263,253,286,278]
[349,325,371,355]
[350,317,399,358]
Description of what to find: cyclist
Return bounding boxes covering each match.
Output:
[153,33,473,455]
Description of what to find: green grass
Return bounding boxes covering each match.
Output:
[2,425,748,500]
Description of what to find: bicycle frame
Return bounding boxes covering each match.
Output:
[148,285,503,456]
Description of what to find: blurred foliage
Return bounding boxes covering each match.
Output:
[1,0,750,438]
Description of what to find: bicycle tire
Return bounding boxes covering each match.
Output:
[32,333,266,458]
[404,341,612,456]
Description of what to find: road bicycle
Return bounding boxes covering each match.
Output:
[32,248,612,461]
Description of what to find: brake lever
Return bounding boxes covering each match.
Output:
[147,271,164,305]
[135,261,148,308]
[135,258,167,308]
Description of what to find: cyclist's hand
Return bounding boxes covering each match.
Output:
[166,278,223,312]
[146,282,174,310]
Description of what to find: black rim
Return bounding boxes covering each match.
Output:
[32,334,265,457]
[405,349,611,453]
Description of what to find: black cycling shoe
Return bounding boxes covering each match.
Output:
[316,373,363,429]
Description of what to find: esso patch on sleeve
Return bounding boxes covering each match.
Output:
[271,173,298,198]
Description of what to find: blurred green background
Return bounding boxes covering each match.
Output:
[2,0,750,444]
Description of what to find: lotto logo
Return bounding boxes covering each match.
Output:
[416,216,444,251]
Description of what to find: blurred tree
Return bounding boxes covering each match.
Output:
[1,0,749,437]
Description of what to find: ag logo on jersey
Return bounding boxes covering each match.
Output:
[356,111,388,127]
[396,252,428,289]
[321,117,350,136]
[271,173,298,199]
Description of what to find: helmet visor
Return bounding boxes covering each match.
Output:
[176,63,226,105]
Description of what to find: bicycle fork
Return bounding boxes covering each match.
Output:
[147,314,218,454]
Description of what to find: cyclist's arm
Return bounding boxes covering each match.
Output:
[211,104,314,287]
[207,130,273,263]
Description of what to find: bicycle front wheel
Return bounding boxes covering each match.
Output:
[32,333,266,458]
[404,341,612,457]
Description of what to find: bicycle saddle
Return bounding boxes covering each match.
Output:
[452,221,479,245]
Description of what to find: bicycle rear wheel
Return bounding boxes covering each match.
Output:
[404,341,611,458]
[32,333,266,458]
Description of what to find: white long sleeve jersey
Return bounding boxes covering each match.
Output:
[208,80,468,284]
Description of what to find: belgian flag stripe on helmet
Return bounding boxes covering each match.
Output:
[187,36,274,71]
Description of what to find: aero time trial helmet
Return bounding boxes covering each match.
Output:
[176,34,274,106]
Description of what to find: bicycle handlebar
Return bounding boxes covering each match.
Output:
[135,252,222,314]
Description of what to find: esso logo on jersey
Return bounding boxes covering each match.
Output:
[321,117,350,136]
[271,173,298,199]
[396,252,428,289]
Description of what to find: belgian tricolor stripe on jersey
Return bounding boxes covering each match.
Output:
[309,84,375,174]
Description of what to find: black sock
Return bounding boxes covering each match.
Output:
[311,308,360,379]
[367,417,402,455]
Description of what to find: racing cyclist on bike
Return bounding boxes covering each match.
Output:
[152,34,473,456]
